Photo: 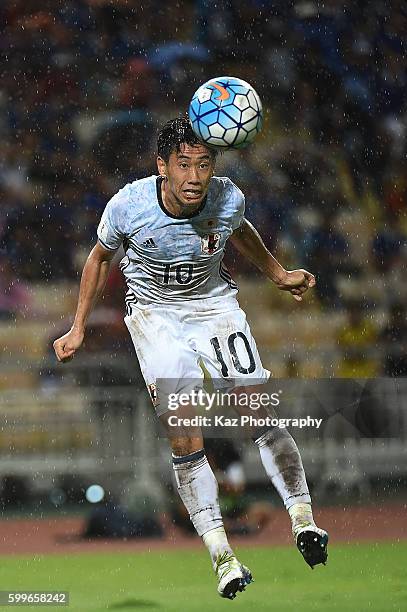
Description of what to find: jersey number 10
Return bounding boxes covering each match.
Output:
[211,333,256,376]
[162,263,194,285]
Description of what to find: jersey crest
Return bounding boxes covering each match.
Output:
[201,232,221,255]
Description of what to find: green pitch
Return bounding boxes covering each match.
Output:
[0,542,406,611]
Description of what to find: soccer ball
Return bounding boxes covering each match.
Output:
[188,76,263,150]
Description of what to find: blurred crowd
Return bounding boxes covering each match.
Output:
[1,0,406,374]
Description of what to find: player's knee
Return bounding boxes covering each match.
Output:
[253,426,296,447]
[171,436,204,457]
[159,410,203,455]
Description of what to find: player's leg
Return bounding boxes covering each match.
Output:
[159,407,252,599]
[125,304,251,599]
[251,417,328,568]
[236,400,329,567]
[193,304,328,568]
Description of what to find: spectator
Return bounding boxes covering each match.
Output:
[307,212,349,307]
[337,302,379,377]
[372,213,405,273]
[0,256,31,320]
[381,303,407,376]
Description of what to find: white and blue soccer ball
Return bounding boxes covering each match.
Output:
[188,76,263,150]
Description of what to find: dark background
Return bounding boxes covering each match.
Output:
[0,0,406,515]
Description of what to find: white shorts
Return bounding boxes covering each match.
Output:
[124,297,270,416]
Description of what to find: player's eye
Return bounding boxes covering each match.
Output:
[200,163,209,169]
[179,163,188,169]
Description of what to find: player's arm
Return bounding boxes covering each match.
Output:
[53,242,117,362]
[229,218,315,301]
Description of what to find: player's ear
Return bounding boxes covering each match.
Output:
[210,155,216,175]
[157,156,167,178]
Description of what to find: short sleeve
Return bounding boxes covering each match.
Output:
[97,187,129,250]
[231,187,245,231]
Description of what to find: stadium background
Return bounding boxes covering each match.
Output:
[0,1,406,610]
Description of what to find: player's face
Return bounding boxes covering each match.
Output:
[157,143,215,212]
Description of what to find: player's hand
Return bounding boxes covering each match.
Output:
[53,328,84,363]
[275,269,316,302]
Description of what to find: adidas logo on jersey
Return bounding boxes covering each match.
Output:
[140,237,157,249]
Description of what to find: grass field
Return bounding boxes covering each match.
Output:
[0,542,406,611]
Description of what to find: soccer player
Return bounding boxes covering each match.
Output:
[53,117,328,600]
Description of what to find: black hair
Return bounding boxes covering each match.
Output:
[157,116,218,162]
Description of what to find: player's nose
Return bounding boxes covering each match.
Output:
[187,166,201,183]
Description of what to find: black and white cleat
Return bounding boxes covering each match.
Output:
[296,527,329,569]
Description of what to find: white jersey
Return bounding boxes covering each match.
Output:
[97,175,245,307]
